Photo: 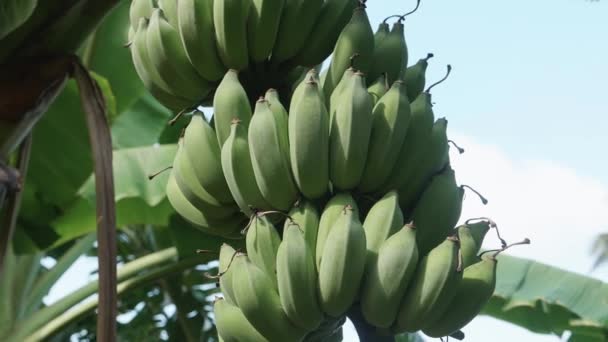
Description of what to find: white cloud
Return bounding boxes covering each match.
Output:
[450,133,608,281]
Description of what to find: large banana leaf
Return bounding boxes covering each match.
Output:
[482,254,608,341]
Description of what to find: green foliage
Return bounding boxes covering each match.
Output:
[483,254,608,340]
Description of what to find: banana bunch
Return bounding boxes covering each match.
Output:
[157,0,531,339]
[128,0,359,112]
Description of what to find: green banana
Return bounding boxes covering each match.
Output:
[130,18,192,111]
[245,214,281,285]
[328,65,355,126]
[129,0,154,30]
[367,73,389,106]
[218,243,238,305]
[290,0,357,67]
[165,171,245,238]
[172,143,239,220]
[318,205,367,317]
[364,19,389,84]
[214,0,251,70]
[231,254,307,341]
[423,239,530,337]
[248,98,298,211]
[158,0,178,27]
[265,88,288,116]
[213,69,252,147]
[315,192,358,268]
[422,258,496,338]
[283,200,319,261]
[380,91,435,193]
[411,166,463,255]
[248,0,284,63]
[177,0,226,81]
[214,298,267,342]
[292,69,326,105]
[322,4,374,101]
[403,53,433,102]
[358,80,411,193]
[221,119,272,216]
[182,114,234,204]
[276,225,324,330]
[360,225,418,328]
[361,191,404,270]
[271,0,323,63]
[393,236,462,333]
[146,9,212,101]
[369,19,407,85]
[397,117,450,214]
[288,79,329,199]
[329,71,373,190]
[457,219,492,268]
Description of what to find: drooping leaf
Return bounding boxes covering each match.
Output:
[482,254,608,339]
[49,144,177,247]
[591,233,608,270]
[111,93,173,149]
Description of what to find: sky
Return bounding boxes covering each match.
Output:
[46,0,608,341]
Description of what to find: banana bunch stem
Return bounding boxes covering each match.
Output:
[347,306,395,342]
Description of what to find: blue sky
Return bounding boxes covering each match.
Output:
[47,1,607,341]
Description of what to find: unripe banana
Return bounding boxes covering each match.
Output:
[411,166,462,255]
[369,19,407,85]
[165,171,245,237]
[283,200,320,260]
[265,88,288,117]
[276,225,324,330]
[271,0,323,63]
[214,298,268,342]
[130,18,192,111]
[457,220,492,268]
[246,214,281,285]
[158,0,178,27]
[403,53,433,101]
[146,9,212,101]
[318,205,367,317]
[129,0,154,30]
[382,66,451,194]
[249,98,298,211]
[367,73,389,106]
[322,4,374,101]
[182,114,234,204]
[248,0,284,63]
[292,69,326,105]
[213,70,252,147]
[398,118,450,214]
[358,80,411,193]
[177,0,226,81]
[214,0,251,70]
[315,192,358,268]
[221,119,272,215]
[172,143,239,220]
[360,225,418,328]
[329,71,373,190]
[231,254,307,341]
[290,0,357,67]
[423,255,497,337]
[288,79,329,199]
[361,191,403,270]
[380,91,435,193]
[393,236,462,333]
[328,66,355,126]
[218,243,238,305]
